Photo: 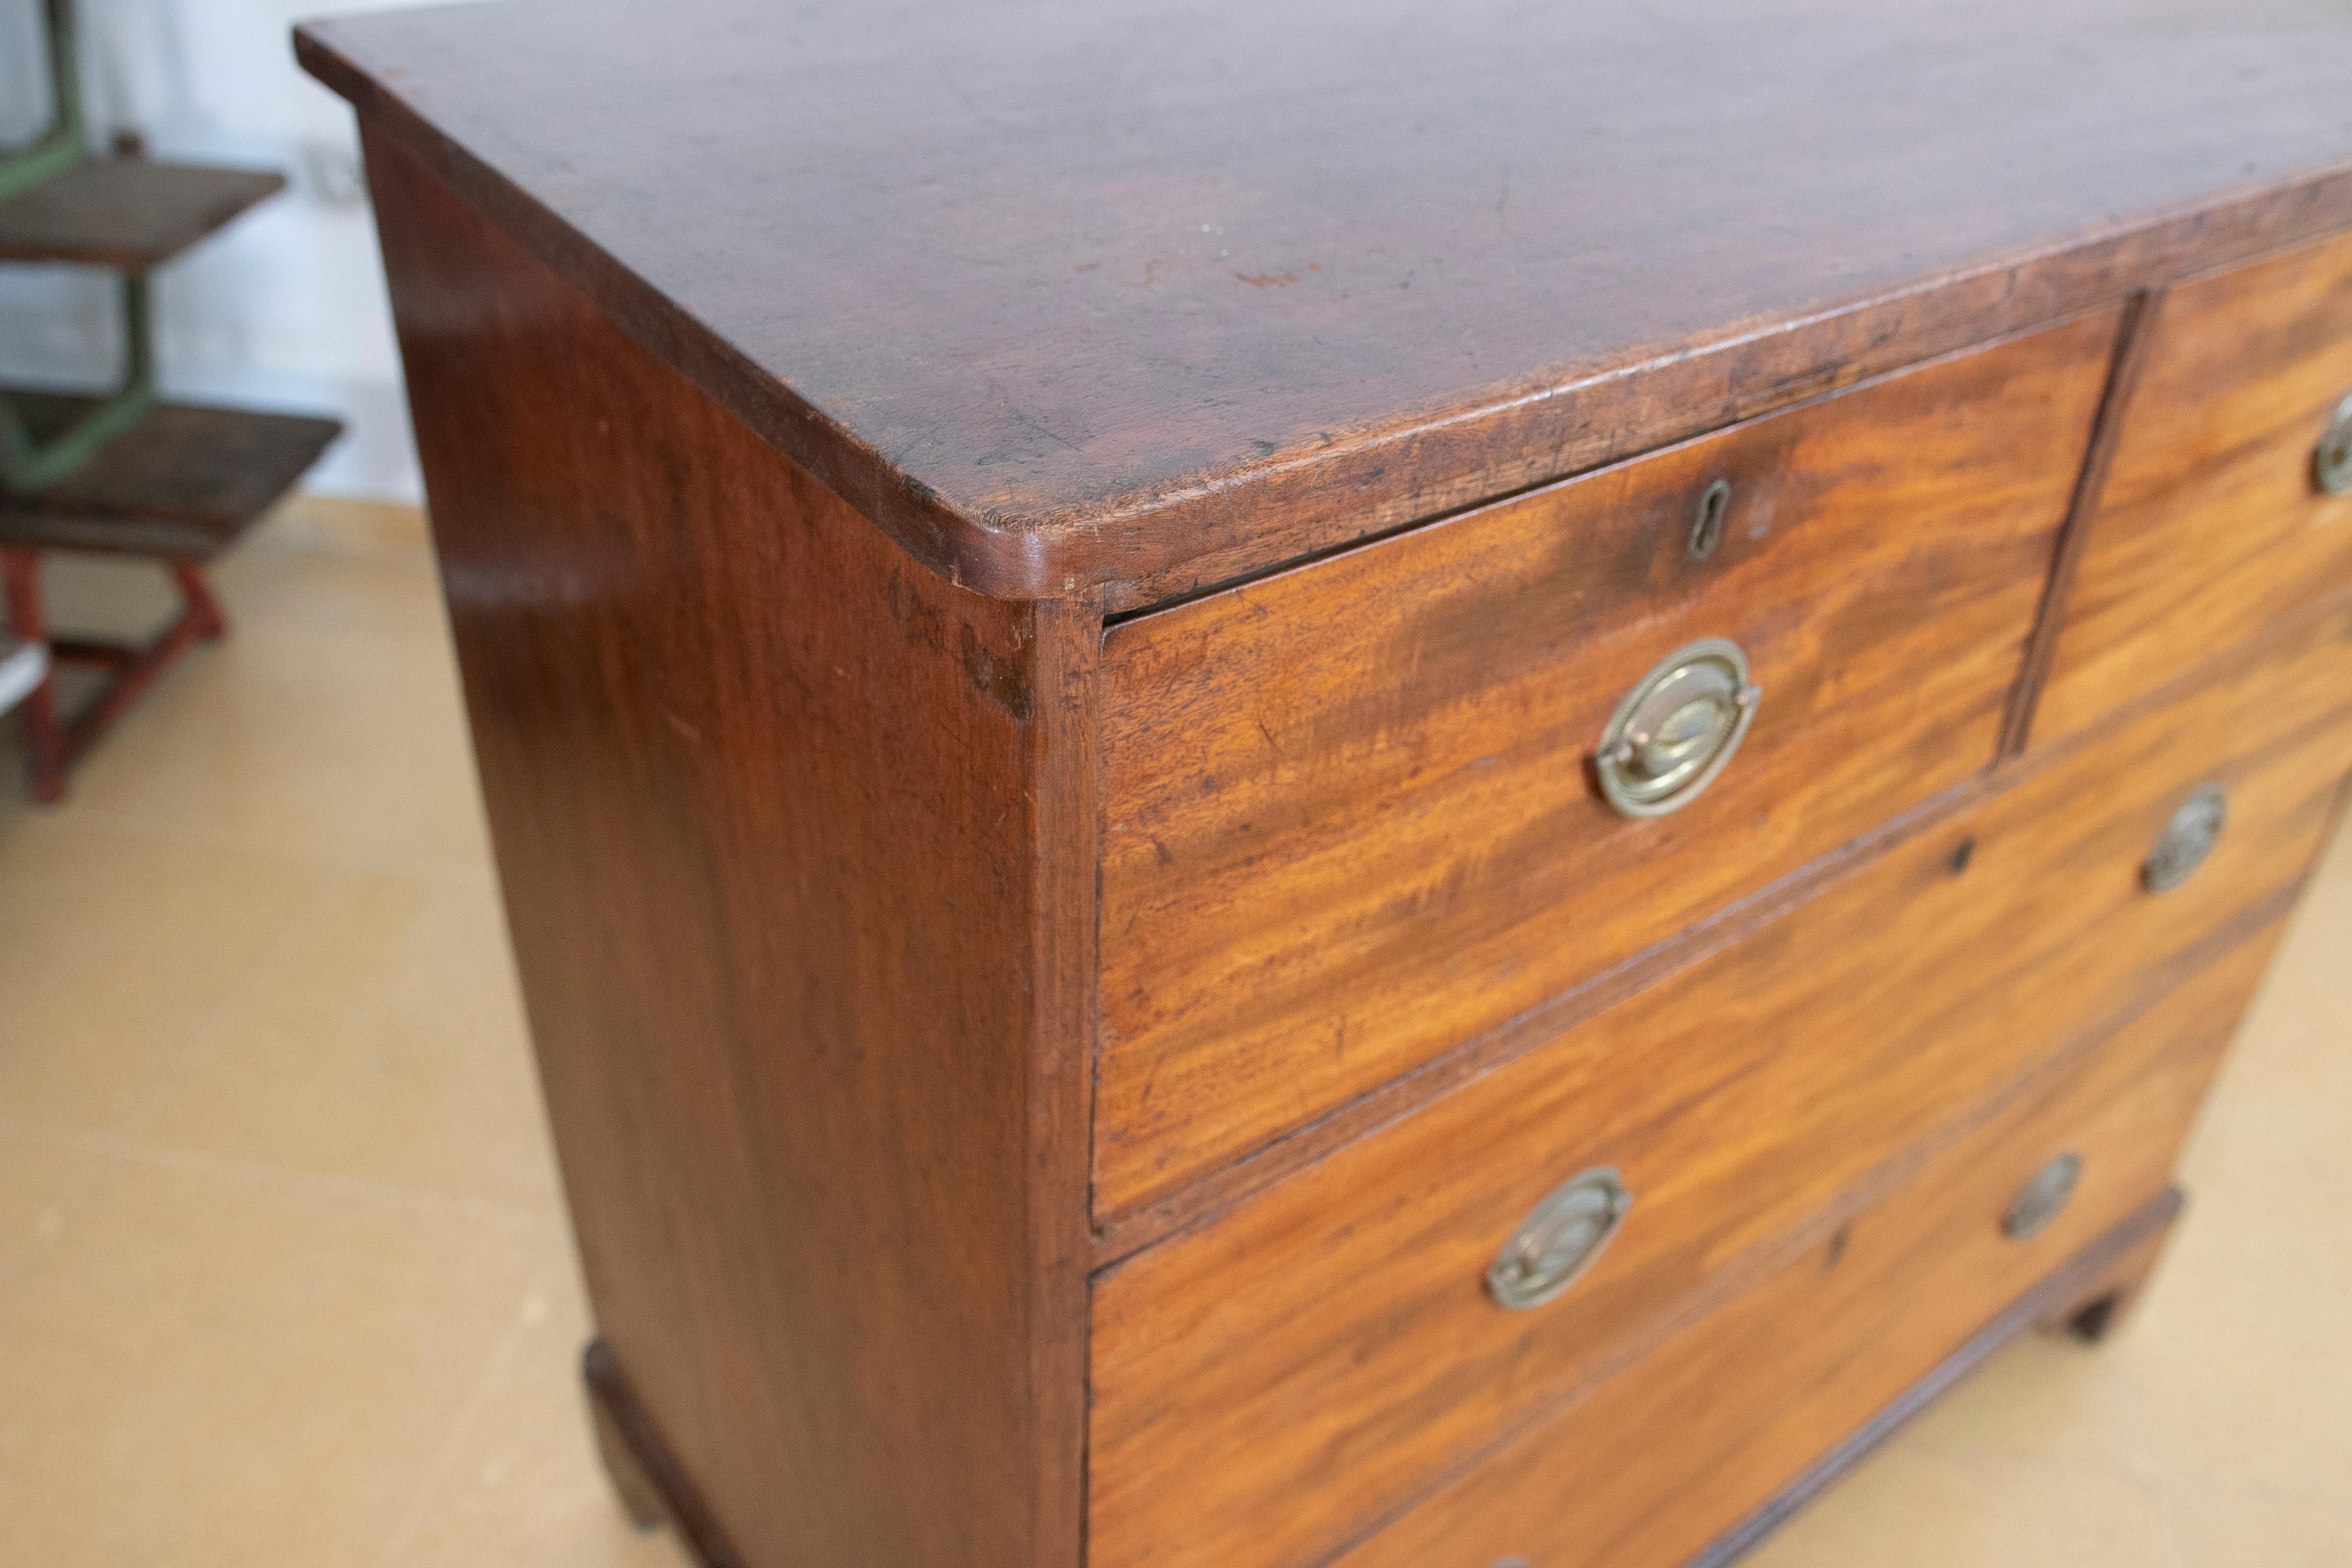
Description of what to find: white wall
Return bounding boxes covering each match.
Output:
[1,0,450,501]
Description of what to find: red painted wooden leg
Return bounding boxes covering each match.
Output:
[171,562,229,640]
[2,547,68,804]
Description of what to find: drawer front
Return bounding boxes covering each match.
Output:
[2037,226,2352,746]
[1087,602,2352,1568]
[1324,934,2280,1568]
[1096,314,2118,1217]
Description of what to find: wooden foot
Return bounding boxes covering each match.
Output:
[171,561,228,641]
[2044,1188,2184,1343]
[580,1340,745,1568]
[1689,1186,2186,1568]
[586,1373,668,1529]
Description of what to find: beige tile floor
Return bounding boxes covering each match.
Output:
[0,495,2346,1566]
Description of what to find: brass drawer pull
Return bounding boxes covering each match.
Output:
[2004,1152,2082,1240]
[1595,639,1759,817]
[2316,393,2352,495]
[2143,782,2227,893]
[1488,1167,1632,1310]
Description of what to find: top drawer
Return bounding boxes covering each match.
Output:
[2036,226,2352,745]
[1096,312,2117,1218]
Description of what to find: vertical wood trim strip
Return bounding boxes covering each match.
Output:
[1029,593,1103,1568]
[1999,286,2167,758]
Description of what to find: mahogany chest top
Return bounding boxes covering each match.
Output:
[301,0,2352,607]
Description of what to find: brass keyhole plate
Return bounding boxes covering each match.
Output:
[1689,477,1733,559]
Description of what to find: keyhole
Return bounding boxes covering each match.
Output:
[1689,479,1732,559]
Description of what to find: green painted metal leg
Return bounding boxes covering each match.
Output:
[0,0,89,203]
[0,273,157,492]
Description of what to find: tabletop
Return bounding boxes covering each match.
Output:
[302,0,2352,602]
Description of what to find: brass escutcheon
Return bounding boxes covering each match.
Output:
[1689,477,1733,559]
[2315,393,2352,495]
[2004,1152,2083,1241]
[2144,782,2227,893]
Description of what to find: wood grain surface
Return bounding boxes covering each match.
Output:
[366,132,1094,1568]
[1088,599,2352,1568]
[2036,226,2352,746]
[1094,316,2115,1219]
[1324,938,2279,1568]
[1684,1193,2193,1568]
[299,0,2352,604]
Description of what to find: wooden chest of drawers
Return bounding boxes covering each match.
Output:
[303,3,2352,1565]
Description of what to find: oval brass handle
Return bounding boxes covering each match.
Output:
[2315,393,2352,495]
[1488,1167,1632,1310]
[2004,1152,2082,1241]
[2143,782,2227,893]
[1595,639,1759,817]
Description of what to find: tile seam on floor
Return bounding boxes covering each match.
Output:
[377,1260,559,1568]
[250,535,437,570]
[0,1114,558,1236]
